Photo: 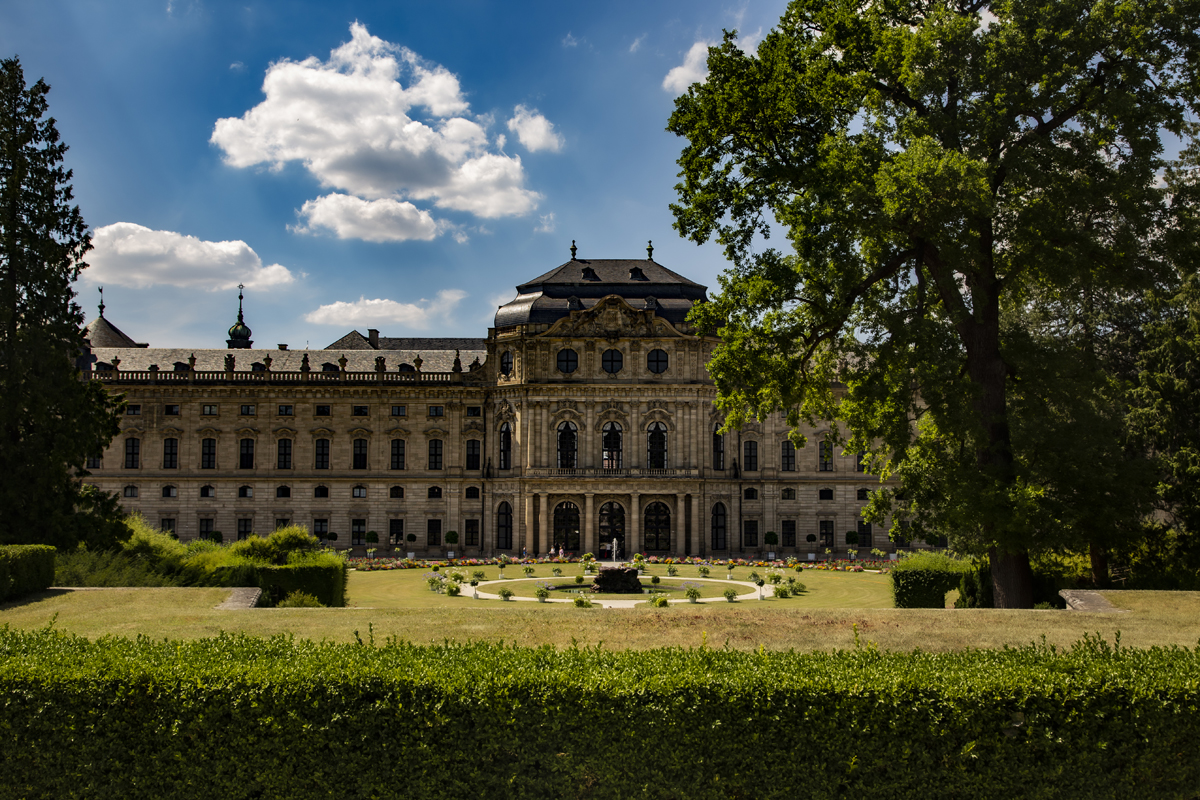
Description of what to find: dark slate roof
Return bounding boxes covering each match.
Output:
[91,347,487,374]
[324,331,488,351]
[83,316,148,348]
[496,258,707,328]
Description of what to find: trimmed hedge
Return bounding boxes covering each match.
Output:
[891,551,973,607]
[0,545,56,602]
[0,629,1198,799]
[257,563,346,607]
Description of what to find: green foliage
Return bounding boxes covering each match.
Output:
[276,591,323,608]
[0,59,125,551]
[572,595,592,608]
[365,530,379,544]
[891,552,973,608]
[1119,522,1200,590]
[723,587,738,602]
[764,531,778,546]
[649,594,669,608]
[444,530,458,545]
[498,587,514,601]
[574,575,583,585]
[3,629,1195,799]
[0,544,55,601]
[254,560,347,608]
[773,585,790,599]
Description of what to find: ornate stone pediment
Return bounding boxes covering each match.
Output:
[160,426,184,436]
[462,420,484,433]
[541,294,685,341]
[234,426,259,436]
[310,426,335,436]
[425,427,448,438]
[198,426,221,436]
[641,408,675,431]
[385,426,410,436]
[272,426,297,436]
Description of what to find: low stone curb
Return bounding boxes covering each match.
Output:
[1059,589,1128,613]
[216,587,262,610]
[472,575,763,608]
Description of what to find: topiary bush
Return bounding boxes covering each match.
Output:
[0,545,56,602]
[891,551,973,608]
[276,590,323,608]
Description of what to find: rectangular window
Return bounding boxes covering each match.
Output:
[352,405,369,417]
[239,439,254,469]
[313,519,329,538]
[428,439,443,470]
[466,406,481,417]
[315,405,331,417]
[712,431,724,470]
[86,455,102,470]
[164,404,180,416]
[277,405,294,417]
[427,519,442,547]
[199,518,214,537]
[352,519,366,546]
[857,520,873,549]
[465,519,479,546]
[315,439,330,470]
[466,439,480,471]
[124,438,140,469]
[201,438,216,469]
[162,438,178,469]
[782,520,796,548]
[275,519,290,530]
[743,519,759,547]
[781,441,796,472]
[277,439,292,470]
[818,441,834,471]
[240,404,256,416]
[237,518,254,540]
[391,405,406,417]
[856,452,868,473]
[126,405,141,415]
[819,520,834,548]
[353,439,368,470]
[390,439,405,470]
[202,404,218,416]
[123,485,138,498]
[428,405,444,417]
[743,441,758,472]
[895,521,910,548]
[161,519,175,533]
[389,518,405,546]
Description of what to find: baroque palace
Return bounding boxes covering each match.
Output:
[82,245,907,559]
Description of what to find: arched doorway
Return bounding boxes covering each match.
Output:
[552,501,580,552]
[644,502,671,552]
[598,501,625,560]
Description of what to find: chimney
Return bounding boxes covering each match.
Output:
[368,329,380,349]
[277,344,288,351]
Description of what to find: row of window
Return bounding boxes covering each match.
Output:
[741,487,873,501]
[126,484,480,500]
[714,438,868,473]
[498,349,671,377]
[125,404,481,418]
[709,508,885,549]
[110,438,481,471]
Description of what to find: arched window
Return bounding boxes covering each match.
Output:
[500,350,513,375]
[782,487,796,500]
[781,440,796,472]
[428,439,443,470]
[553,502,581,551]
[124,438,140,469]
[239,438,254,469]
[352,485,367,498]
[498,423,512,470]
[314,485,329,498]
[465,486,480,499]
[557,421,577,469]
[743,440,758,472]
[711,503,727,550]
[315,439,330,470]
[646,349,669,374]
[277,439,292,470]
[744,487,758,500]
[391,439,405,470]
[466,439,481,470]
[200,485,215,498]
[601,349,623,374]
[712,426,724,470]
[162,438,178,469]
[201,438,216,469]
[598,502,625,557]
[428,486,442,499]
[557,348,578,374]
[161,485,176,498]
[602,422,622,469]
[647,422,668,469]
[276,486,291,498]
[238,485,253,498]
[353,438,368,469]
[643,502,671,551]
[496,502,513,550]
[390,485,404,499]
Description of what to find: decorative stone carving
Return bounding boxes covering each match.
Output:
[541,295,686,340]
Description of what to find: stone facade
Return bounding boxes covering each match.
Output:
[82,253,907,559]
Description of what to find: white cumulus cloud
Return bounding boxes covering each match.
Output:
[293,193,442,242]
[85,223,294,290]
[506,105,564,153]
[210,22,542,227]
[663,41,713,93]
[535,212,556,233]
[304,289,467,328]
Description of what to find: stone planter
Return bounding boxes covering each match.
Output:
[407,552,415,559]
[808,553,816,561]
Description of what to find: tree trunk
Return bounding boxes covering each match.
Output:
[989,547,1034,608]
[1089,540,1110,589]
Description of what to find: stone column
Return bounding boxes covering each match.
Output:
[584,400,595,469]
[629,492,641,555]
[522,401,532,471]
[675,492,687,557]
[538,492,548,556]
[584,492,594,555]
[691,493,700,558]
[523,493,533,556]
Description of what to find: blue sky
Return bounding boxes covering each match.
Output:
[2,0,788,349]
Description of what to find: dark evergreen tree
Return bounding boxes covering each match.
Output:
[0,57,126,550]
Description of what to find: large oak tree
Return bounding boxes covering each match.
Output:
[669,0,1199,606]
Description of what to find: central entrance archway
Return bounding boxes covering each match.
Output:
[552,501,580,552]
[598,501,625,559]
[643,501,671,552]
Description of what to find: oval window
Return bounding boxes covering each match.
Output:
[601,349,623,374]
[557,348,578,374]
[647,348,669,374]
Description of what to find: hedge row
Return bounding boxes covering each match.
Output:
[1,628,1198,799]
[891,550,973,607]
[257,563,346,607]
[0,545,56,602]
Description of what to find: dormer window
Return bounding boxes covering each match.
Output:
[644,296,658,310]
[629,266,648,281]
[567,296,583,311]
[581,267,600,281]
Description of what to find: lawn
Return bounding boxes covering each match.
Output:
[3,566,1198,651]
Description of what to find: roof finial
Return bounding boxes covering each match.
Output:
[570,240,577,260]
[647,240,654,260]
[237,283,245,322]
[98,286,105,318]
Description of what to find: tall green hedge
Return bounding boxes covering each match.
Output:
[1,628,1198,799]
[0,545,56,601]
[891,550,973,607]
[256,563,346,607]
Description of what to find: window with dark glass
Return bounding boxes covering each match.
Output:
[352,406,368,417]
[391,439,405,470]
[743,440,758,472]
[391,405,406,416]
[557,422,577,468]
[601,349,623,374]
[556,348,578,374]
[743,519,759,547]
[428,439,443,470]
[466,406,481,417]
[643,502,671,551]
[498,423,512,469]
[161,518,175,533]
[427,519,442,546]
[390,485,404,499]
[162,438,178,469]
[857,520,873,548]
[856,452,868,473]
[819,488,833,500]
[239,438,254,469]
[744,487,758,500]
[466,439,481,470]
[164,404,180,416]
[315,404,331,417]
[711,503,728,550]
[124,438,140,469]
[647,422,667,469]
[712,427,724,470]
[162,485,177,498]
[315,439,330,469]
[200,485,215,498]
[86,455,102,469]
[276,486,291,498]
[123,485,138,498]
[277,439,292,470]
[819,441,833,471]
[500,351,513,376]
[126,405,141,416]
[202,404,218,415]
[496,502,513,550]
[237,519,253,540]
[553,502,581,552]
[199,518,214,536]
[277,405,293,416]
[353,438,368,469]
[428,405,444,417]
[201,438,216,469]
[428,486,442,499]
[352,485,367,498]
[313,519,329,538]
[238,485,253,498]
[239,405,256,416]
[352,519,366,546]
[819,520,834,547]
[857,488,869,501]
[275,519,290,530]
[314,485,329,498]
[646,349,669,374]
[602,422,622,469]
[782,520,796,547]
[465,486,480,499]
[465,519,479,546]
[781,440,796,472]
[781,487,796,500]
[388,519,404,545]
